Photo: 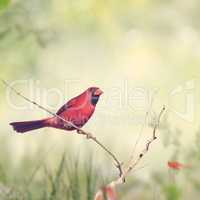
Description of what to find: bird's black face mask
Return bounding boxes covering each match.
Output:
[91,95,100,106]
[89,87,103,106]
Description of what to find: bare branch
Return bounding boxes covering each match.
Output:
[108,106,165,186]
[94,105,165,200]
[127,90,156,167]
[0,79,123,177]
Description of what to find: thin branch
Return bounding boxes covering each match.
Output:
[94,106,165,200]
[128,90,156,166]
[0,79,123,177]
[112,105,165,185]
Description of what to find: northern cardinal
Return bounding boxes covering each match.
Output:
[10,87,103,133]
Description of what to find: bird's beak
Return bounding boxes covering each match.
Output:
[94,88,103,96]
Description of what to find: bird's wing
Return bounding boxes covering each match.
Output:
[56,97,78,115]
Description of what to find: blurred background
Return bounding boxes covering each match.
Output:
[0,0,200,199]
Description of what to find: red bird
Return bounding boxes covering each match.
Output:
[10,87,103,133]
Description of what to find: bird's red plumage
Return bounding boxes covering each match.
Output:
[10,87,103,133]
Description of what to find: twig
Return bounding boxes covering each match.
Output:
[128,90,156,166]
[94,106,165,200]
[0,79,123,177]
[111,105,165,185]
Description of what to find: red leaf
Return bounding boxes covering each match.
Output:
[168,161,191,170]
[94,183,118,200]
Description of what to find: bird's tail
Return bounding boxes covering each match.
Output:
[10,119,47,133]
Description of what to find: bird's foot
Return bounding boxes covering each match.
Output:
[77,129,85,135]
[86,132,95,140]
[76,130,95,140]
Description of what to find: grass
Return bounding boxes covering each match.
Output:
[0,143,101,200]
[27,153,100,200]
[0,126,200,200]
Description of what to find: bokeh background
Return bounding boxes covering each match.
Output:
[0,0,200,199]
